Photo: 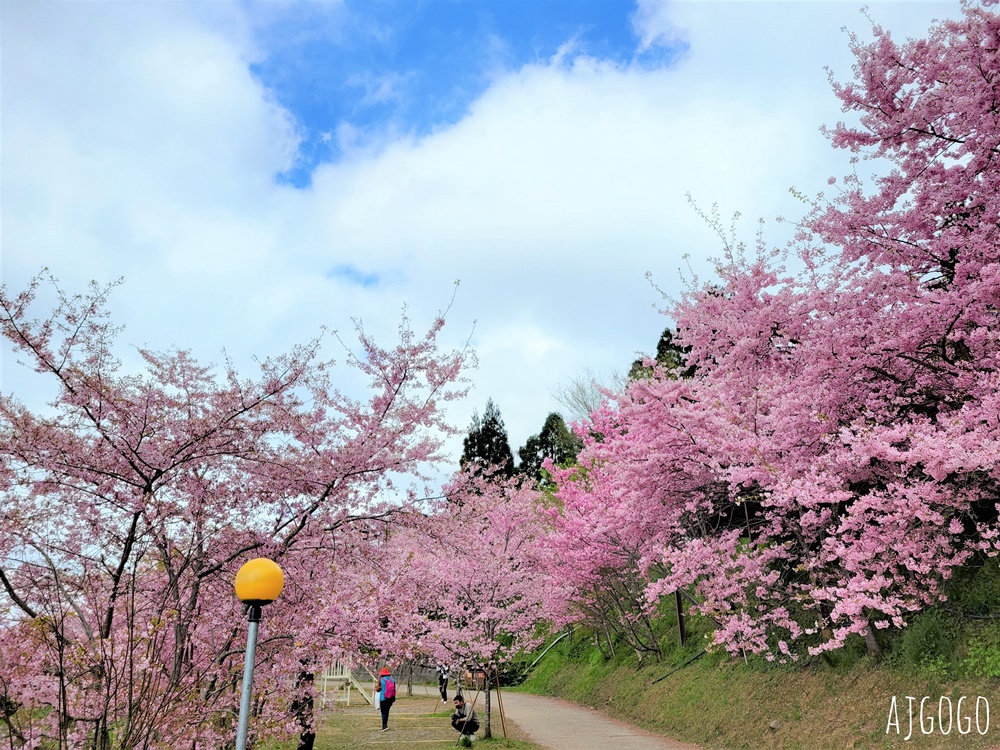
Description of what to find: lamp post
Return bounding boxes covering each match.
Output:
[234,558,284,750]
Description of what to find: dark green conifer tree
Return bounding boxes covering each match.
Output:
[460,399,514,479]
[518,412,582,486]
[628,328,695,380]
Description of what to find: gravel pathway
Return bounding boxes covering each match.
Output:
[496,691,703,750]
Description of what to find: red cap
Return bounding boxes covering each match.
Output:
[379,668,391,676]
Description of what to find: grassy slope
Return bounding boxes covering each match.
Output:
[512,554,1000,748]
[519,639,1000,749]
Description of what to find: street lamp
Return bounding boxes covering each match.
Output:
[234,558,284,750]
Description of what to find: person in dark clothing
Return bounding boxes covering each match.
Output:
[451,694,480,737]
[375,667,396,731]
[436,663,449,701]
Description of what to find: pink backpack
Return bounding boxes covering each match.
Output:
[384,677,396,700]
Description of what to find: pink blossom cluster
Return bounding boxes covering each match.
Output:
[0,275,471,747]
[547,1,1000,661]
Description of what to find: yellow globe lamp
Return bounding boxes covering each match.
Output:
[234,558,284,606]
[234,558,284,750]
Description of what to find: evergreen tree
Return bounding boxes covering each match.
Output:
[460,399,514,478]
[628,327,695,380]
[518,412,582,485]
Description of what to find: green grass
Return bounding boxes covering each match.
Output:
[311,691,542,750]
[510,559,1000,748]
[518,629,1000,749]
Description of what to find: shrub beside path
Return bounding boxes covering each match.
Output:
[496,692,703,750]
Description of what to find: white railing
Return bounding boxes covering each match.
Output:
[317,661,373,707]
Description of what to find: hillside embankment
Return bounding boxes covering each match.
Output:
[520,648,999,749]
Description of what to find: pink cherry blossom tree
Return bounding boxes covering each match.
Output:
[0,274,469,748]
[550,0,1000,662]
[394,473,565,738]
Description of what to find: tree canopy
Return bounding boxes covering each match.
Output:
[459,398,515,479]
[4,3,1000,746]
[517,412,582,485]
[548,0,1000,661]
[0,275,471,748]
[628,327,694,381]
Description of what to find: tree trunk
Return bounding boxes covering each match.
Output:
[863,625,882,661]
[483,673,492,740]
[293,671,315,750]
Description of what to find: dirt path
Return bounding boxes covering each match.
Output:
[496,692,703,750]
[388,684,703,749]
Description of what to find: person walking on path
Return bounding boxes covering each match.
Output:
[374,667,396,732]
[436,663,449,701]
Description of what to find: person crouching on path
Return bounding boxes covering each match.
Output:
[375,668,396,731]
[451,694,480,738]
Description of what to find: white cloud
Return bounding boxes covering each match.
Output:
[2,1,301,355]
[1,0,966,468]
[631,0,686,52]
[347,71,413,107]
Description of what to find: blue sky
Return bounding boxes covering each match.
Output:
[1,0,966,476]
[250,0,682,186]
